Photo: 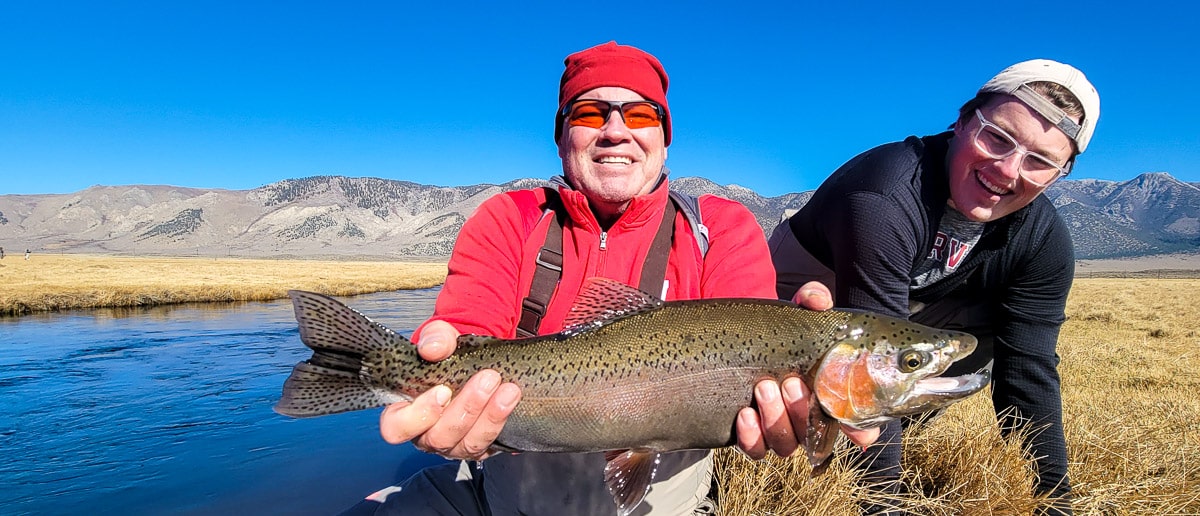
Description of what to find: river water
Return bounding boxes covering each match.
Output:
[0,288,450,515]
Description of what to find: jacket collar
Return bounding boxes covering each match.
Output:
[551,167,671,232]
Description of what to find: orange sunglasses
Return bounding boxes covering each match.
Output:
[562,99,665,130]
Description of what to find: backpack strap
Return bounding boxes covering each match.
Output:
[516,188,565,338]
[515,188,686,337]
[637,200,678,299]
[668,190,708,257]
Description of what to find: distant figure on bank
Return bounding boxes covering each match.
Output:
[25,249,31,260]
[0,247,5,259]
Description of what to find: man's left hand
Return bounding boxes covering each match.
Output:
[734,281,881,459]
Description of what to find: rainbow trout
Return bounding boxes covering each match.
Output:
[276,278,988,515]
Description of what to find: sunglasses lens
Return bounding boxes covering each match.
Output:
[1020,155,1064,186]
[621,103,661,129]
[976,125,1017,158]
[1022,154,1061,175]
[566,101,609,128]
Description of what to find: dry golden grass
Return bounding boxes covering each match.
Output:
[717,278,1200,515]
[0,253,447,316]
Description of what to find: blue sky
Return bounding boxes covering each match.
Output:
[2,1,1196,197]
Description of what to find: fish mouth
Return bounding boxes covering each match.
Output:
[910,332,989,403]
[882,370,990,420]
[913,369,991,399]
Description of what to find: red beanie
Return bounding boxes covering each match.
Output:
[555,41,671,146]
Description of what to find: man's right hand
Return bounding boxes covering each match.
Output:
[378,319,522,461]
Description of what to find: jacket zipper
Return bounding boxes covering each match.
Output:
[595,230,609,277]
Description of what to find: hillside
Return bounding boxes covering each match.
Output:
[1,173,1197,264]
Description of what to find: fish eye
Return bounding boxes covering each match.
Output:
[899,350,927,373]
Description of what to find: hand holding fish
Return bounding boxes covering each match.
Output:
[734,282,882,460]
[378,320,522,461]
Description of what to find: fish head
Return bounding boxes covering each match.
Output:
[812,312,990,429]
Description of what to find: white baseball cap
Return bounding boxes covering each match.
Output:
[979,59,1100,153]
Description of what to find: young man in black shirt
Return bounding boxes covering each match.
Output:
[771,59,1100,515]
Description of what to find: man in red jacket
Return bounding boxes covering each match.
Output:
[348,41,877,515]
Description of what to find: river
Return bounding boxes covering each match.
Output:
[0,288,449,515]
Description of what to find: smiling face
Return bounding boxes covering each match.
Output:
[558,87,668,225]
[945,95,1076,222]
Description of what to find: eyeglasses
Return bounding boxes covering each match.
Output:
[562,99,665,130]
[972,110,1070,187]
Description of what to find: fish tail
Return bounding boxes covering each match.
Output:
[274,290,417,418]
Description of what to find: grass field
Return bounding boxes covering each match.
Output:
[2,254,1196,513]
[0,253,446,316]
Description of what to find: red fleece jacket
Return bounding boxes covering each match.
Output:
[421,178,776,339]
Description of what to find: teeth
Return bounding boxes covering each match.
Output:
[978,173,1010,195]
[598,156,632,165]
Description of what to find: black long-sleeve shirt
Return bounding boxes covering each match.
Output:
[782,132,1073,503]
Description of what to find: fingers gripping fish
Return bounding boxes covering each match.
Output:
[275,278,988,515]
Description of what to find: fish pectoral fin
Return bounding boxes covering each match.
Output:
[805,398,840,476]
[603,449,660,516]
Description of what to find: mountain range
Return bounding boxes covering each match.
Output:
[1,173,1197,261]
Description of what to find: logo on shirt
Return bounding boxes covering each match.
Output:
[926,231,972,271]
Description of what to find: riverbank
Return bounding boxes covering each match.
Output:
[0,254,447,316]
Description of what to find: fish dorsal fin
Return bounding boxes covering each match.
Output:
[603,449,660,516]
[561,278,664,334]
